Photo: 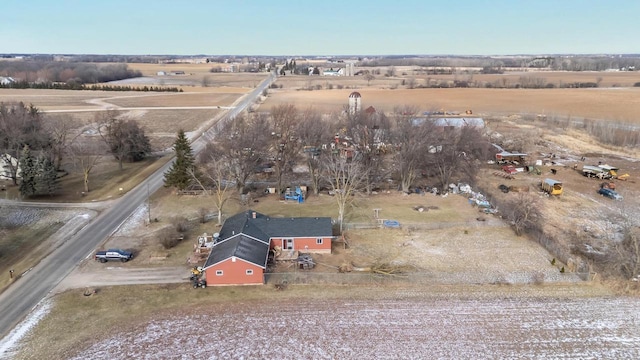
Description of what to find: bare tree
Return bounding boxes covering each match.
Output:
[386,66,396,77]
[502,193,542,236]
[605,207,640,279]
[427,125,490,190]
[406,77,416,89]
[69,139,104,193]
[96,110,151,170]
[269,104,301,194]
[202,113,269,192]
[44,113,80,171]
[615,223,640,279]
[390,106,435,192]
[364,73,375,86]
[346,109,391,194]
[297,108,333,195]
[194,156,235,226]
[201,75,211,87]
[321,154,368,233]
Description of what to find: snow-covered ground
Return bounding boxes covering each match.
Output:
[66,296,640,360]
[0,300,51,359]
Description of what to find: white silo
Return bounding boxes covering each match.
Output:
[348,91,362,115]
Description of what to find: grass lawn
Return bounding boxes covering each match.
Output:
[0,223,64,292]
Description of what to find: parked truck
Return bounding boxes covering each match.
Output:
[541,178,563,195]
[95,249,133,263]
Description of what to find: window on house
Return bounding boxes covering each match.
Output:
[246,269,254,275]
[215,270,223,276]
[316,238,323,245]
[283,238,294,250]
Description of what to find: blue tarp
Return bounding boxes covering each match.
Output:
[383,220,401,228]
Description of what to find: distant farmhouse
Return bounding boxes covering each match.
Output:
[0,76,16,85]
[308,62,356,77]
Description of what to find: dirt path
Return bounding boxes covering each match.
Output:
[54,266,190,293]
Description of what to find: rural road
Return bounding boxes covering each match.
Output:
[0,72,276,340]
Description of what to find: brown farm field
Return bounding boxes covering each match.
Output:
[263,86,640,123]
[0,88,246,110]
[120,63,269,88]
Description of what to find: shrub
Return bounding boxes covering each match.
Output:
[198,208,209,224]
[171,216,189,233]
[634,82,640,87]
[159,228,180,249]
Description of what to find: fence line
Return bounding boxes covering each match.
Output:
[264,270,584,286]
[341,220,507,231]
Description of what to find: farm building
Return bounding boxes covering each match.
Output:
[411,117,485,129]
[495,151,528,165]
[0,77,16,85]
[348,91,362,115]
[202,210,333,286]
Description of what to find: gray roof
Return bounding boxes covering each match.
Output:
[411,117,485,128]
[496,151,528,157]
[252,217,333,238]
[204,234,269,269]
[203,210,332,269]
[217,211,270,244]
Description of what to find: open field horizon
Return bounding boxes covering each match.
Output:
[263,86,640,122]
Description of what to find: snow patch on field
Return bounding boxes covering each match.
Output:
[0,300,52,358]
[68,297,640,359]
[113,204,148,236]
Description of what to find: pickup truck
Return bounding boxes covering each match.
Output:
[95,249,133,263]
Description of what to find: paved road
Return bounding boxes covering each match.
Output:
[0,72,276,340]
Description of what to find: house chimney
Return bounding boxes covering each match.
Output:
[252,211,257,219]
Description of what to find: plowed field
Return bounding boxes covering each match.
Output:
[69,293,640,360]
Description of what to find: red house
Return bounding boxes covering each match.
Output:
[202,210,333,286]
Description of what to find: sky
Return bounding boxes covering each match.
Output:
[2,0,639,56]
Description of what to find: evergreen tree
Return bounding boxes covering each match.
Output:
[18,145,38,197]
[164,129,196,190]
[36,154,58,196]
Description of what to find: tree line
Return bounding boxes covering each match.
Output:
[0,103,151,197]
[358,55,640,71]
[0,81,182,92]
[164,104,491,230]
[0,61,141,84]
